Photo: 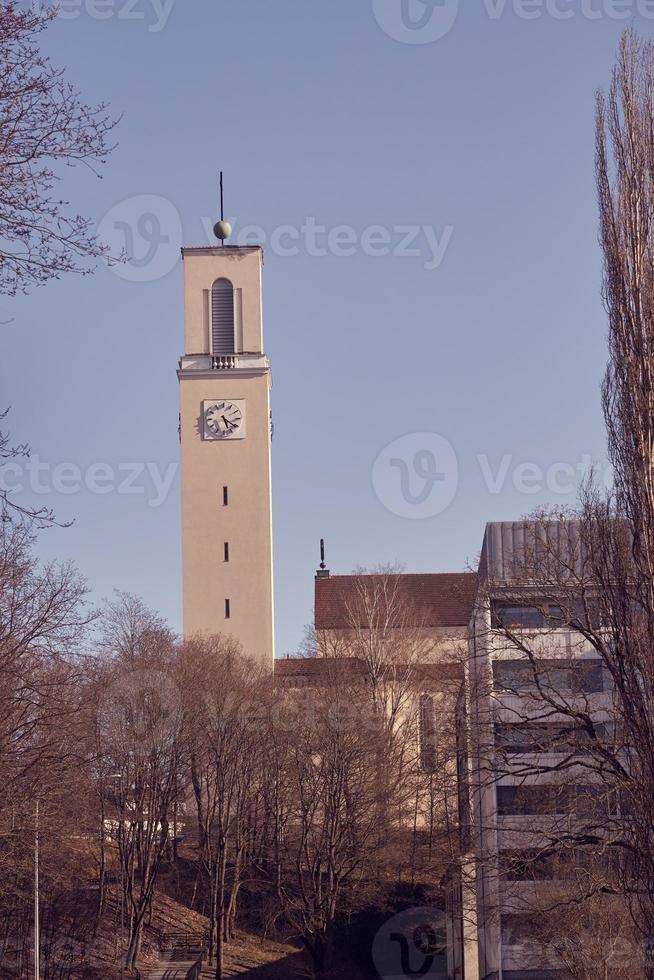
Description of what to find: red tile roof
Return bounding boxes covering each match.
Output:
[314,572,478,630]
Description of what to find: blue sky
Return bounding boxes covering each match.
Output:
[1,0,641,655]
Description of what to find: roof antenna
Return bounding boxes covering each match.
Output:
[317,538,330,579]
[213,171,232,245]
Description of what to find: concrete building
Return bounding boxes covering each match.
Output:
[451,521,614,980]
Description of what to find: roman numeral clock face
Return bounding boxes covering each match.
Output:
[202,400,246,440]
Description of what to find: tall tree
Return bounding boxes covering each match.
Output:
[272,671,380,980]
[95,594,182,970]
[0,516,94,975]
[592,28,654,966]
[180,636,267,980]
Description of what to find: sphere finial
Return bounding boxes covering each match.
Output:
[316,538,330,578]
[213,171,232,243]
[213,219,232,242]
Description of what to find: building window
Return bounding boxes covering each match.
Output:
[493,658,606,694]
[500,849,560,881]
[223,486,229,506]
[497,783,617,817]
[224,542,230,562]
[491,598,604,630]
[495,721,611,755]
[225,598,231,619]
[492,603,552,629]
[500,913,542,946]
[418,694,437,772]
[497,784,567,816]
[211,278,235,354]
[499,847,617,881]
[502,972,563,980]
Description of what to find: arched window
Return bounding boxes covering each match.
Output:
[211,278,235,354]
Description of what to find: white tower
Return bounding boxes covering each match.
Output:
[178,242,274,665]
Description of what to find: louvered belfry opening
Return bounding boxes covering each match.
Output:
[211,278,235,354]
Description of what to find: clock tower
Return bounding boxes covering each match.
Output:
[178,242,274,666]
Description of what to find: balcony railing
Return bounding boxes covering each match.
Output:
[179,352,270,373]
[211,355,237,369]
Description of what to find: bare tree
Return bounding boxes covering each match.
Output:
[0,2,117,296]
[95,595,182,970]
[537,892,644,980]
[272,671,380,979]
[0,518,92,794]
[0,411,66,527]
[180,635,268,979]
[0,514,97,976]
[318,567,432,726]
[593,39,654,948]
[313,568,463,882]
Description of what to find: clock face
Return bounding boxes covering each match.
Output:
[203,400,245,440]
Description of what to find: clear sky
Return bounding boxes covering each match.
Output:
[1,0,641,655]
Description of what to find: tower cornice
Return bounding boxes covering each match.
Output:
[181,245,264,259]
[177,352,271,380]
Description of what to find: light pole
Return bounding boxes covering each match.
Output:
[110,773,125,980]
[34,797,39,980]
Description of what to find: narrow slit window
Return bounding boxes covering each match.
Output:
[225,598,231,619]
[223,486,229,506]
[418,694,437,772]
[224,542,230,562]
